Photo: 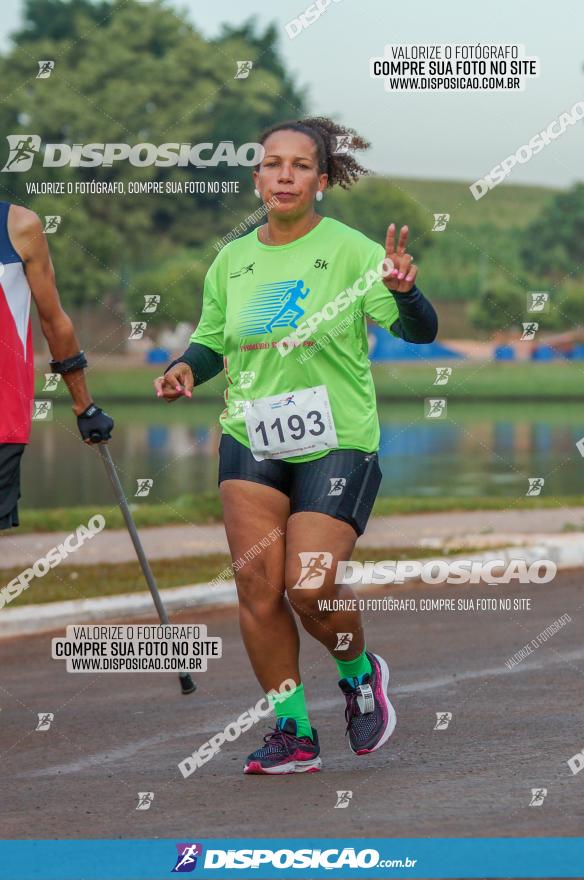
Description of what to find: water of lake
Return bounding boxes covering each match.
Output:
[21,401,584,508]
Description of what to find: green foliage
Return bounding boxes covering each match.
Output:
[30,195,122,309]
[127,249,208,327]
[467,279,527,333]
[375,179,562,332]
[0,0,306,312]
[464,180,584,331]
[213,18,309,122]
[321,176,431,254]
[554,281,584,327]
[12,0,112,42]
[520,183,584,281]
[418,222,529,304]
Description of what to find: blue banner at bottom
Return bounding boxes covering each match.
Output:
[0,838,582,879]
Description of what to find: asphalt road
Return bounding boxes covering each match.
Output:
[1,569,583,864]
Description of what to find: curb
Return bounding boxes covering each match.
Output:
[0,582,237,640]
[0,538,581,640]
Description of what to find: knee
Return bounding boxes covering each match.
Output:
[235,559,284,619]
[284,569,333,619]
[286,586,321,620]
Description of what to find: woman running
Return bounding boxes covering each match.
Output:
[155,117,437,775]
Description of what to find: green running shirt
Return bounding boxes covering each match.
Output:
[190,215,400,463]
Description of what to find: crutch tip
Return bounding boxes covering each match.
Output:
[180,673,197,695]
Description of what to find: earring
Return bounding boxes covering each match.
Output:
[315,191,323,202]
[254,188,261,198]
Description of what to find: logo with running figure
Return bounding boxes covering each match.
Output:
[334,790,353,808]
[328,477,346,496]
[2,135,41,172]
[434,712,452,730]
[529,788,547,807]
[335,632,353,651]
[172,843,203,872]
[238,279,310,336]
[35,712,55,731]
[293,551,333,589]
[229,262,255,278]
[269,393,296,409]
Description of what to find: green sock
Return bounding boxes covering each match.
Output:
[335,649,372,684]
[268,682,313,740]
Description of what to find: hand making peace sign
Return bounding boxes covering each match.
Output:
[382,223,417,294]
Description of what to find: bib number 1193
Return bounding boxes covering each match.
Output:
[244,385,338,461]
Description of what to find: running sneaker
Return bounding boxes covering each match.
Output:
[243,718,322,775]
[338,652,397,755]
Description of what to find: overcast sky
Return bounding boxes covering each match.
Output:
[1,0,582,188]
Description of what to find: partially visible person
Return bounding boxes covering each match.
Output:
[0,201,114,530]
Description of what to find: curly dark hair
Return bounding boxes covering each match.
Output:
[256,116,371,190]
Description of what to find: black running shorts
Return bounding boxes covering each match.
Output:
[218,432,382,537]
[0,443,26,530]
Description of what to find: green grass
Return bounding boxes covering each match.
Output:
[1,544,508,607]
[37,366,226,404]
[389,177,558,229]
[15,492,584,535]
[2,553,231,606]
[16,492,223,533]
[372,495,584,515]
[37,361,584,404]
[372,361,584,400]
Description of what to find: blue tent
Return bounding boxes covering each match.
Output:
[368,325,463,362]
[146,347,170,364]
[494,345,515,361]
[530,345,557,361]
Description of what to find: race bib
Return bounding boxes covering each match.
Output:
[244,385,338,461]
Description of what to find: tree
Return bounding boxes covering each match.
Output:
[520,183,584,282]
[126,249,208,330]
[468,281,535,334]
[11,0,112,42]
[321,177,431,254]
[0,0,307,321]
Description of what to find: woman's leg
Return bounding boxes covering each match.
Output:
[284,510,364,657]
[219,478,298,692]
[285,510,397,755]
[283,447,382,658]
[221,478,322,773]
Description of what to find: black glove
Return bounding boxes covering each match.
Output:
[77,403,114,443]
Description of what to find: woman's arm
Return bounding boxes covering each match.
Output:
[164,341,223,386]
[389,285,438,343]
[381,222,438,344]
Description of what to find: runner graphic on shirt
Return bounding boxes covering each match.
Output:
[265,280,310,332]
[229,262,255,278]
[237,279,311,336]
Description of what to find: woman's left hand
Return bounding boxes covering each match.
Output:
[382,223,417,293]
